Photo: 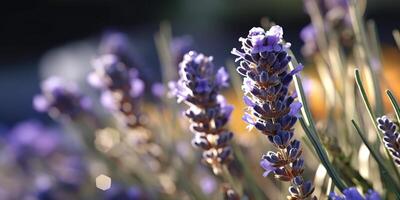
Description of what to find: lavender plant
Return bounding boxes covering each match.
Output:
[377,116,400,166]
[33,76,92,119]
[89,54,145,128]
[172,51,234,175]
[232,25,316,199]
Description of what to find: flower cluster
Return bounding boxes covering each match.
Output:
[232,26,315,199]
[88,54,145,128]
[172,51,233,174]
[377,116,400,166]
[33,76,91,119]
[301,0,352,57]
[3,120,88,199]
[329,187,380,200]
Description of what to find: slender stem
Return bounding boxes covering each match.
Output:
[351,120,400,197]
[354,69,400,182]
[221,165,242,197]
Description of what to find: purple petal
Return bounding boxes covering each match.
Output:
[243,96,255,107]
[260,159,275,177]
[248,27,265,36]
[33,95,49,112]
[87,72,104,89]
[215,67,229,87]
[242,113,255,125]
[343,187,364,200]
[289,64,304,76]
[151,83,165,98]
[266,25,283,40]
[101,91,117,110]
[289,102,302,117]
[130,78,144,98]
[366,189,381,200]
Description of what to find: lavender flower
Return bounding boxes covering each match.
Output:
[329,187,381,200]
[104,184,147,200]
[173,51,234,175]
[7,120,60,167]
[301,0,352,56]
[151,82,165,98]
[232,26,315,199]
[377,116,400,166]
[99,31,138,68]
[33,76,91,119]
[88,54,145,127]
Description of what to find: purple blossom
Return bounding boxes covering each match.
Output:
[199,175,217,194]
[89,54,145,127]
[260,159,276,177]
[151,82,165,98]
[329,187,381,200]
[301,0,352,57]
[232,25,315,199]
[173,51,234,174]
[104,184,147,200]
[8,121,60,161]
[33,76,91,118]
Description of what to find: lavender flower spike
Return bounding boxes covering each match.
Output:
[33,76,91,119]
[88,54,145,127]
[232,25,315,199]
[377,116,400,166]
[173,51,234,175]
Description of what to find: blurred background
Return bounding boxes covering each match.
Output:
[0,0,399,126]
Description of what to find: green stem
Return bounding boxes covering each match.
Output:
[354,69,400,182]
[351,120,400,197]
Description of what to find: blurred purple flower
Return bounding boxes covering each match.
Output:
[33,76,91,119]
[89,54,145,127]
[151,82,165,98]
[329,187,381,200]
[104,184,147,200]
[8,120,60,161]
[199,175,217,195]
[173,51,234,174]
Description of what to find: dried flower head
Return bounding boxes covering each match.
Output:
[173,51,234,174]
[232,25,315,199]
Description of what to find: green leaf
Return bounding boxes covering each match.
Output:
[286,51,347,191]
[354,69,400,181]
[386,90,400,123]
[299,118,347,191]
[351,120,400,197]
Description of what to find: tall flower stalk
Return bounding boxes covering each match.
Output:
[89,54,145,128]
[232,26,316,200]
[172,51,234,175]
